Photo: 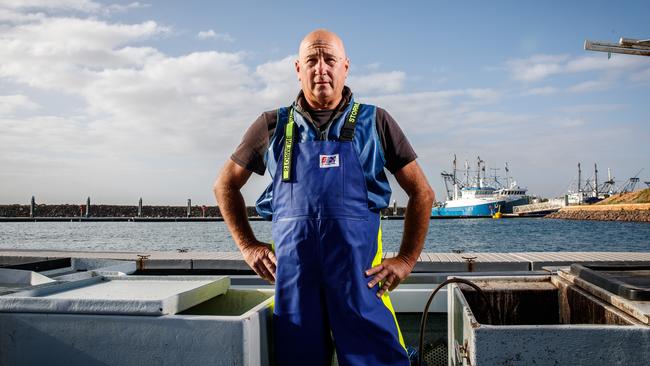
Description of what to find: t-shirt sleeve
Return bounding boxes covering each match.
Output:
[230,111,276,176]
[376,107,418,174]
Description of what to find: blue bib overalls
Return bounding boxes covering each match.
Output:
[268,103,409,366]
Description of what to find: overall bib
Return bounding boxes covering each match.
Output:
[271,105,409,366]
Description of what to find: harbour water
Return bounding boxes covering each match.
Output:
[1,218,648,253]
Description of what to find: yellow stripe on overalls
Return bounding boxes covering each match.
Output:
[371,224,407,351]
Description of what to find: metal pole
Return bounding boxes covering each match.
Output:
[86,197,90,218]
[187,199,191,218]
[30,196,35,218]
[138,198,143,217]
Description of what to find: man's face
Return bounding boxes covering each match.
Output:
[295,37,349,109]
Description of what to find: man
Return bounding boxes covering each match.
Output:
[214,29,434,366]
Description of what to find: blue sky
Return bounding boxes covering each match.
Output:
[1,0,649,205]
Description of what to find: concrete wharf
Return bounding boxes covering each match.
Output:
[2,249,649,273]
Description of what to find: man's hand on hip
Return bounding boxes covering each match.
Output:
[241,241,277,283]
[365,255,414,298]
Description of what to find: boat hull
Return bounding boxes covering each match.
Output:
[431,200,506,217]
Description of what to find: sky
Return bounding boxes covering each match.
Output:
[1,0,649,206]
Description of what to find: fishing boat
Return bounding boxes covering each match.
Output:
[431,156,528,217]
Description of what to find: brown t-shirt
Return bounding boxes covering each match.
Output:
[231,87,417,176]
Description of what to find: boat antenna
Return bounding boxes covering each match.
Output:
[505,162,510,188]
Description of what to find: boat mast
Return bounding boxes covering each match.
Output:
[505,162,510,188]
[490,167,500,188]
[578,162,582,195]
[476,156,482,188]
[476,156,485,188]
[453,154,458,200]
[594,163,599,198]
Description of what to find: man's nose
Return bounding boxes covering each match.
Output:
[314,58,328,74]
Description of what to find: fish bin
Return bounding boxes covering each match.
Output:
[0,274,274,366]
[448,266,650,366]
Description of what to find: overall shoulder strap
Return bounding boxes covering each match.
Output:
[281,107,295,182]
[338,102,361,142]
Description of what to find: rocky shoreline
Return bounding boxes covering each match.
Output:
[546,203,650,222]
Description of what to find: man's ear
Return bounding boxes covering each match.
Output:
[294,59,301,80]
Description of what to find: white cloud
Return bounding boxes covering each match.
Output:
[105,2,150,14]
[363,62,380,70]
[555,116,586,128]
[0,17,168,91]
[506,54,569,82]
[523,86,558,96]
[505,53,648,82]
[0,94,40,115]
[255,55,298,102]
[361,88,504,141]
[348,71,406,94]
[558,104,624,114]
[0,0,102,12]
[0,9,300,203]
[197,29,235,43]
[568,80,609,93]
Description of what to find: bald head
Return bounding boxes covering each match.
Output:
[298,29,347,59]
[295,29,349,110]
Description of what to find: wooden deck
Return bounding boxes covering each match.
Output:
[2,249,649,273]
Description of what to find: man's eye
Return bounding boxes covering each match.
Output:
[325,58,336,65]
[306,59,317,66]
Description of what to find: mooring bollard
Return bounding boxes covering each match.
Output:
[462,256,477,272]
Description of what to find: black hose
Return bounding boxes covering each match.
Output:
[417,278,494,366]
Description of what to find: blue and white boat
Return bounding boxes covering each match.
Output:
[431,156,528,217]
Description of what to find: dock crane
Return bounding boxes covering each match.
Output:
[585,38,650,57]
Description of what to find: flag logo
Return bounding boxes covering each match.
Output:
[319,154,339,168]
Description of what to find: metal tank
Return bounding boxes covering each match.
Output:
[448,267,650,366]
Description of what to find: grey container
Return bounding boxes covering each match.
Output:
[0,276,274,366]
[448,274,650,366]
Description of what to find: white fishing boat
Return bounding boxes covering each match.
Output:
[432,156,528,217]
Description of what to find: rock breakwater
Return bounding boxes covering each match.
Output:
[546,203,650,222]
[0,204,406,218]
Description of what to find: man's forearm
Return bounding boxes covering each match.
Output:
[215,183,258,250]
[214,163,276,282]
[397,190,434,267]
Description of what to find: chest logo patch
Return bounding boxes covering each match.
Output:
[319,154,340,168]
